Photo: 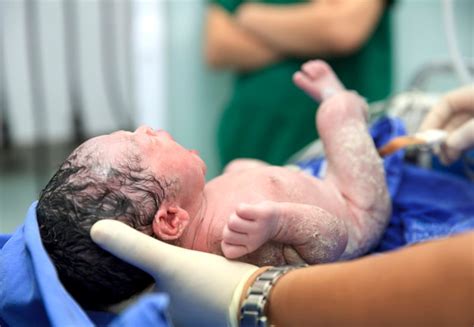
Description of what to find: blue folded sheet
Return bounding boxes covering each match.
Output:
[297,116,474,252]
[1,117,473,326]
[0,203,171,327]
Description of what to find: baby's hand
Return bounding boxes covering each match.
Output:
[221,201,282,259]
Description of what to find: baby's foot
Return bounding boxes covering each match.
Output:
[293,60,345,102]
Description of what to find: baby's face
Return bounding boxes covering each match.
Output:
[79,126,207,209]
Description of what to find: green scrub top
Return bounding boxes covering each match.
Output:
[213,0,394,167]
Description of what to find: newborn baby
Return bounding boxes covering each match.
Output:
[37,60,391,309]
[213,60,391,264]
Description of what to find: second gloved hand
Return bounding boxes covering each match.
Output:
[419,85,474,165]
[91,220,263,327]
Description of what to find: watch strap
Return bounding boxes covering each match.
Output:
[240,264,307,327]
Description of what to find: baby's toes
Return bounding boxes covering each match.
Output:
[302,60,331,78]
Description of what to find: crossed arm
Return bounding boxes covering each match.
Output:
[205,0,386,71]
[236,0,385,57]
[205,5,281,71]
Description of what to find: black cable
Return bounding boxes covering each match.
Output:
[0,2,11,150]
[24,0,49,192]
[99,0,133,131]
[62,0,85,145]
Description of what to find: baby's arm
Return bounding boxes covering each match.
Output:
[221,201,348,264]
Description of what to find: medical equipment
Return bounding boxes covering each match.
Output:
[378,129,448,157]
[0,1,11,150]
[99,0,133,131]
[63,0,85,144]
[131,0,169,129]
[443,0,473,84]
[25,0,50,189]
[64,0,132,142]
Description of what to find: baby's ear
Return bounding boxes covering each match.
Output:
[152,205,190,240]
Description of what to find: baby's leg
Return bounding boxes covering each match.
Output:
[318,93,387,208]
[295,60,390,258]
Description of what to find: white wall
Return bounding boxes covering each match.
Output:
[167,0,232,179]
[1,0,473,177]
[392,0,473,92]
[2,0,132,146]
[0,0,473,232]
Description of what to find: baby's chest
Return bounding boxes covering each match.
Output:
[231,169,332,205]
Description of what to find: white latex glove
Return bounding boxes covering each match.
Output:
[90,220,261,327]
[419,85,474,165]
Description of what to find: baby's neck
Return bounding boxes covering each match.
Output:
[178,192,215,253]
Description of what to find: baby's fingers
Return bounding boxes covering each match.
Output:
[223,224,249,245]
[221,241,249,259]
[227,212,257,233]
[236,202,276,220]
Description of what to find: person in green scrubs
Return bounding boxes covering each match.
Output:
[205,0,394,167]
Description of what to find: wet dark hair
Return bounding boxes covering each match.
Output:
[36,144,169,310]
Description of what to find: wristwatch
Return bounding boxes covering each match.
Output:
[240,265,307,327]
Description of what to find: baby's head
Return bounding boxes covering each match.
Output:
[37,126,207,310]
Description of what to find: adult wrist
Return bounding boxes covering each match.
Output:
[239,265,307,327]
[229,267,268,327]
[239,267,273,310]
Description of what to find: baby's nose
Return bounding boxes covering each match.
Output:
[156,130,174,140]
[135,125,154,135]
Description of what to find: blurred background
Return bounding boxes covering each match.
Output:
[0,0,473,233]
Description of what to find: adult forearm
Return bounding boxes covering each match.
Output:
[205,6,281,72]
[236,0,384,57]
[268,232,474,326]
